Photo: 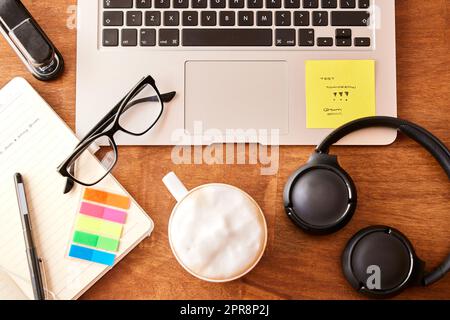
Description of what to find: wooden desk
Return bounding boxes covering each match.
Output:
[1,0,448,300]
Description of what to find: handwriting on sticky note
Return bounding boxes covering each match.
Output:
[305,60,376,129]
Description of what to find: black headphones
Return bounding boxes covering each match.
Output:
[283,116,450,298]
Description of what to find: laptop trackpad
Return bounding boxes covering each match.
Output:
[185,61,289,136]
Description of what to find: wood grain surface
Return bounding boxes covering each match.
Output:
[0,0,448,300]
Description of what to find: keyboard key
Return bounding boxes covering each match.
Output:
[294,11,309,26]
[248,0,263,8]
[164,11,180,26]
[220,11,235,26]
[336,37,351,46]
[303,0,318,8]
[174,0,189,7]
[276,29,295,46]
[103,0,132,8]
[155,0,170,8]
[103,29,119,46]
[354,37,370,46]
[211,0,226,8]
[238,11,254,26]
[103,12,123,26]
[201,11,217,26]
[136,0,152,7]
[312,11,328,26]
[340,0,355,8]
[322,0,337,8]
[336,28,351,37]
[183,11,198,26]
[331,11,370,26]
[140,29,156,46]
[159,29,180,46]
[182,29,272,46]
[230,0,245,8]
[284,0,300,8]
[257,11,272,26]
[359,0,370,8]
[127,11,142,26]
[276,11,291,26]
[145,11,161,26]
[193,0,208,7]
[299,29,314,46]
[121,29,137,46]
[266,0,281,8]
[317,37,333,46]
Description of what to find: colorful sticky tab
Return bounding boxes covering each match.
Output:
[68,188,131,266]
[83,188,131,210]
[79,202,127,224]
[76,215,123,240]
[305,60,376,129]
[73,231,120,252]
[69,245,115,266]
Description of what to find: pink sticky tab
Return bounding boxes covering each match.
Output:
[103,207,127,224]
[79,202,127,224]
[80,202,103,219]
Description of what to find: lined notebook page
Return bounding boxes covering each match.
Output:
[0,78,153,300]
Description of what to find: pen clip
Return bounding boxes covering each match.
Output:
[38,258,58,300]
[38,258,56,300]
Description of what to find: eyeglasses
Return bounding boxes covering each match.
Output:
[57,75,176,193]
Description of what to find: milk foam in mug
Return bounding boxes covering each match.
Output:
[163,172,268,282]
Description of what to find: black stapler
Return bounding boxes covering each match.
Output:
[0,0,64,81]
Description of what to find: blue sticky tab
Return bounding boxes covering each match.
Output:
[69,245,115,266]
[91,249,115,266]
[69,245,93,260]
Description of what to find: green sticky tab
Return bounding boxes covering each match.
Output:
[97,236,120,252]
[73,231,99,248]
[73,231,119,252]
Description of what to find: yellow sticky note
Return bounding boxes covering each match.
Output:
[305,60,376,129]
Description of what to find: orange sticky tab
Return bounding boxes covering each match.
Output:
[83,188,131,210]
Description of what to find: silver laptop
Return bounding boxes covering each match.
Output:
[76,0,397,145]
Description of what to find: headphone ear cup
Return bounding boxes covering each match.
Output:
[283,154,357,234]
[342,226,424,298]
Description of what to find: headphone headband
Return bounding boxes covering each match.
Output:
[316,116,450,179]
[315,116,450,286]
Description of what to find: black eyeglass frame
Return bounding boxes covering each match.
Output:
[57,75,166,187]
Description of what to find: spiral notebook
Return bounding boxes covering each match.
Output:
[0,78,154,300]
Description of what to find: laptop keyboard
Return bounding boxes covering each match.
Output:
[101,0,373,48]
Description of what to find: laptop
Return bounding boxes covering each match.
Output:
[76,0,397,145]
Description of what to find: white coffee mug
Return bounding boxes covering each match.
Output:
[163,172,268,282]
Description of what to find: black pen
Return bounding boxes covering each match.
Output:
[14,173,46,300]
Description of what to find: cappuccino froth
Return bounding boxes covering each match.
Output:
[169,184,267,281]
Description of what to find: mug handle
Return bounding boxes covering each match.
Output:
[163,172,189,202]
